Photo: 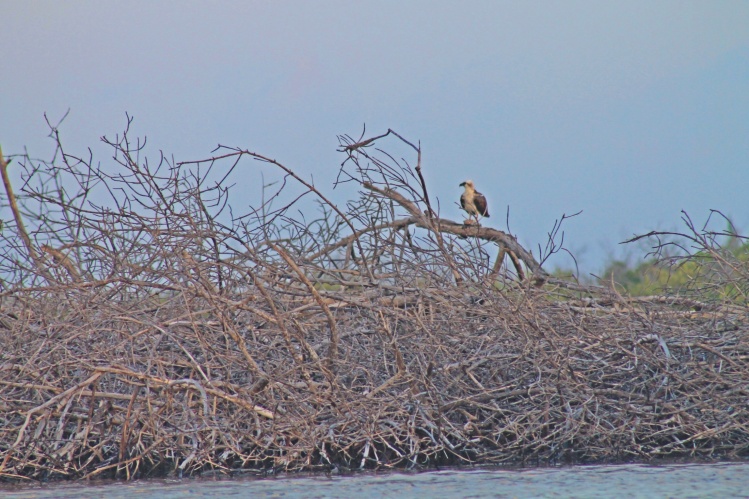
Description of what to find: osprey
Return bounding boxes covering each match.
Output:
[459,180,490,223]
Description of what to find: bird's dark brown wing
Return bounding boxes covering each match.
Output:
[460,192,469,212]
[474,191,490,217]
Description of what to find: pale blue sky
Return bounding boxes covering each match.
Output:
[3,1,748,274]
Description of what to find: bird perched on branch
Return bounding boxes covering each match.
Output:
[459,180,490,225]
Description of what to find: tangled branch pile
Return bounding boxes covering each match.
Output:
[1,123,748,482]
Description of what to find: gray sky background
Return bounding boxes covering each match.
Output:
[3,1,748,274]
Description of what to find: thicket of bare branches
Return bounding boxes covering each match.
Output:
[1,121,748,482]
[622,210,749,303]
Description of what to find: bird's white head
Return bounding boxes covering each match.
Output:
[460,180,475,189]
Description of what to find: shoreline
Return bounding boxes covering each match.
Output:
[3,459,749,493]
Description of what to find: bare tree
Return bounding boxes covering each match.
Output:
[0,121,747,482]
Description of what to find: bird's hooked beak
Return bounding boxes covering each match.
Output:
[459,182,466,187]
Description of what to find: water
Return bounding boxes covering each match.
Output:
[2,462,747,498]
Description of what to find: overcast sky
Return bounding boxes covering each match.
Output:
[3,1,748,274]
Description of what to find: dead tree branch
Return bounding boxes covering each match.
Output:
[1,122,747,483]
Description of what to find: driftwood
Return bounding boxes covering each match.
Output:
[0,123,747,483]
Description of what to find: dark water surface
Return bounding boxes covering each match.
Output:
[2,462,747,498]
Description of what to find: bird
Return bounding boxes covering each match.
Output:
[459,180,490,224]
